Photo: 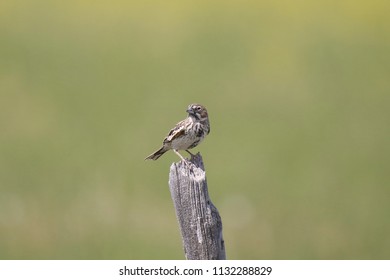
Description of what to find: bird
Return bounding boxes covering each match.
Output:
[145,103,210,162]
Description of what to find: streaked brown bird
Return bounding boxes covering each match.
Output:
[145,103,210,162]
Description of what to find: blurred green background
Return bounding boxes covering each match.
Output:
[1,0,389,259]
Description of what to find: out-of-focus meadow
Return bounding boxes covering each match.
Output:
[1,0,389,259]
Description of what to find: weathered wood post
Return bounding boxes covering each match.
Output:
[169,153,226,260]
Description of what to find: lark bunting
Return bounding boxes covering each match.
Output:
[145,103,210,161]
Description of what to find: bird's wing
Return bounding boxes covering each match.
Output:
[164,119,186,144]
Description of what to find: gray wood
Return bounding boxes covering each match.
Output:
[169,153,226,260]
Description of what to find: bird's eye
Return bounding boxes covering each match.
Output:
[196,106,201,111]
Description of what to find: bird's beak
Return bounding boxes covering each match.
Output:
[186,108,194,114]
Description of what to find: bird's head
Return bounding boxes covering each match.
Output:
[186,104,208,121]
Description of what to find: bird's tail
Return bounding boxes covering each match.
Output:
[145,147,168,160]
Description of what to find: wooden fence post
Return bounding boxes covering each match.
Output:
[168,153,226,260]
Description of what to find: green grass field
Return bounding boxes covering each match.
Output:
[1,0,389,259]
